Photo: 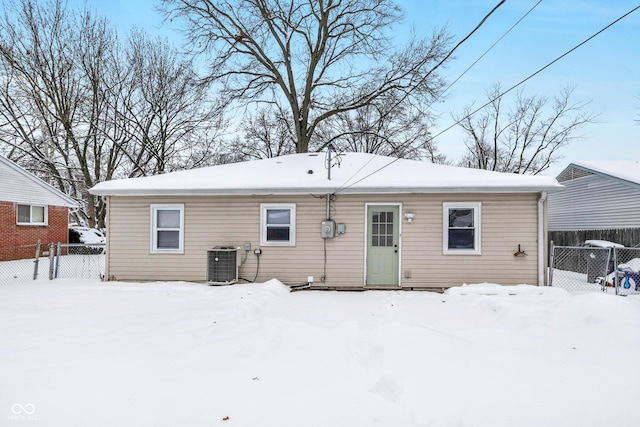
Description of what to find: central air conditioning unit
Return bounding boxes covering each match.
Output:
[207,246,239,285]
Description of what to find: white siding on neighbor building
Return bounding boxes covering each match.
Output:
[0,158,77,207]
[548,174,640,231]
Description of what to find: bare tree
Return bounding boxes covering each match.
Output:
[160,0,451,154]
[454,84,597,175]
[0,0,226,227]
[316,92,446,162]
[117,30,225,177]
[222,107,296,162]
[0,0,123,227]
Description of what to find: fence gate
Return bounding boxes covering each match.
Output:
[549,242,640,295]
[52,243,106,280]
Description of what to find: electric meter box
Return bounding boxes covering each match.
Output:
[321,220,336,239]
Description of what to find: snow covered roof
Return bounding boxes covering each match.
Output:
[558,160,640,187]
[90,152,563,196]
[0,155,78,208]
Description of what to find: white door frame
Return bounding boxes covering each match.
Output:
[363,202,402,287]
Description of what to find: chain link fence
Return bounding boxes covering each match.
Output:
[52,243,105,280]
[550,243,640,295]
[0,242,49,284]
[0,241,105,284]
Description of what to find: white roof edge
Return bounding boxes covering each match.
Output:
[90,185,563,197]
[1,156,79,208]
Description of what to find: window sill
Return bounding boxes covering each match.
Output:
[443,249,481,256]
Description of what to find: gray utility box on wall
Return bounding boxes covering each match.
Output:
[207,246,239,285]
[321,220,335,239]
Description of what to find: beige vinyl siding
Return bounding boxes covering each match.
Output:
[107,195,332,283]
[106,193,541,287]
[396,193,539,287]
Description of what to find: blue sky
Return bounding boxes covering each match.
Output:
[409,1,639,176]
[66,1,640,176]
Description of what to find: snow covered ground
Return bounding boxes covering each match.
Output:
[1,279,639,427]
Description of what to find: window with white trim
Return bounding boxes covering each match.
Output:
[150,204,184,253]
[260,203,296,246]
[17,204,47,225]
[443,202,481,255]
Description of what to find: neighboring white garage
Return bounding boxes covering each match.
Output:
[548,160,640,246]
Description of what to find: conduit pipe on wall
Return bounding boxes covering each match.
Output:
[538,191,547,286]
[326,193,331,221]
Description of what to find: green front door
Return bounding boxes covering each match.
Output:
[366,205,399,286]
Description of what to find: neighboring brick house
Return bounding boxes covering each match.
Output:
[0,156,78,261]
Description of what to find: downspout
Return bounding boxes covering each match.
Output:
[537,191,547,286]
[103,195,110,281]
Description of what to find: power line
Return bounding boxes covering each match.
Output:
[429,0,507,84]
[334,1,507,194]
[334,154,400,195]
[387,0,506,112]
[432,3,640,141]
[442,0,542,97]
[335,3,640,194]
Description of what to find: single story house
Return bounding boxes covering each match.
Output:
[90,152,563,289]
[548,161,640,247]
[0,155,78,261]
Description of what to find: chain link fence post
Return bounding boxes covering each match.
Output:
[549,240,555,286]
[55,242,62,279]
[48,243,55,280]
[32,240,41,280]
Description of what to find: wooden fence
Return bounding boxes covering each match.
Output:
[548,228,640,248]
